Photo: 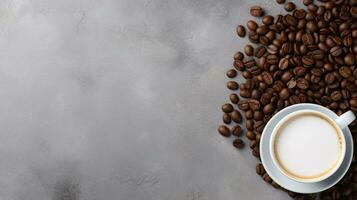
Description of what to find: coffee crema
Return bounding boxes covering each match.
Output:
[272,111,344,181]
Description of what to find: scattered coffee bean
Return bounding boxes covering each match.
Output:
[226,69,237,78]
[222,103,234,113]
[223,113,231,124]
[238,100,249,111]
[227,81,239,90]
[218,125,230,137]
[229,93,239,104]
[244,45,254,56]
[256,163,265,175]
[250,5,264,17]
[284,2,296,12]
[246,131,256,140]
[231,125,242,136]
[231,110,242,123]
[236,25,246,37]
[276,0,285,4]
[233,138,244,149]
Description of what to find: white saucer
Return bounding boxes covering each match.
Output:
[260,103,354,194]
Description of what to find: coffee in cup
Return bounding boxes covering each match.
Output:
[270,110,346,183]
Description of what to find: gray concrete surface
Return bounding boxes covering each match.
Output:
[0,0,304,199]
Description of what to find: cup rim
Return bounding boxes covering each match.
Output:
[269,109,347,183]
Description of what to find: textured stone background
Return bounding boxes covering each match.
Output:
[0,0,302,199]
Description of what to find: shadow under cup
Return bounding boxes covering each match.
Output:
[269,110,346,183]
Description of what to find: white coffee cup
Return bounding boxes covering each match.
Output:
[269,108,355,183]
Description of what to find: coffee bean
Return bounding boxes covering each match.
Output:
[284,2,296,12]
[254,120,265,133]
[279,88,290,100]
[263,104,274,115]
[289,95,300,104]
[339,66,352,78]
[240,89,251,98]
[331,91,342,102]
[248,99,261,111]
[244,45,254,56]
[293,66,306,76]
[246,130,255,140]
[278,57,289,70]
[285,14,297,26]
[344,52,356,65]
[256,163,265,175]
[262,15,274,25]
[229,93,239,104]
[281,71,293,82]
[254,46,266,58]
[238,100,249,111]
[330,46,343,57]
[223,113,231,124]
[231,110,242,123]
[222,103,234,113]
[247,20,258,31]
[302,55,315,67]
[218,125,230,137]
[236,25,246,37]
[226,69,237,78]
[250,5,264,17]
[325,73,335,84]
[261,72,273,85]
[303,0,312,6]
[246,120,254,131]
[227,81,239,90]
[231,125,242,137]
[233,138,244,149]
[253,111,263,121]
[262,173,272,183]
[287,78,297,89]
[233,51,244,60]
[296,78,309,90]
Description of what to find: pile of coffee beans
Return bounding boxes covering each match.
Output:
[218,0,357,199]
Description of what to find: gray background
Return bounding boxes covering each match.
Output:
[0,0,304,199]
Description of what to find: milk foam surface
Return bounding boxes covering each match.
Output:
[274,113,342,178]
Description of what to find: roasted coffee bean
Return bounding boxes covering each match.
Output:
[262,173,272,183]
[344,52,356,65]
[245,110,253,119]
[236,25,246,37]
[339,66,352,78]
[279,88,290,100]
[253,111,263,121]
[254,46,266,58]
[287,78,297,88]
[261,72,273,85]
[223,113,231,124]
[330,46,343,57]
[278,57,289,70]
[218,125,230,137]
[284,2,296,12]
[302,55,315,67]
[227,81,239,90]
[256,163,265,175]
[238,100,249,111]
[229,93,239,104]
[248,99,261,111]
[226,69,237,78]
[234,51,244,60]
[240,89,251,98]
[296,78,309,90]
[331,91,342,101]
[246,130,255,140]
[325,73,335,84]
[231,110,242,123]
[262,15,274,25]
[246,120,254,131]
[244,45,254,56]
[263,104,274,115]
[231,125,242,136]
[233,138,244,149]
[247,20,258,30]
[250,5,264,17]
[254,120,265,133]
[293,66,306,76]
[281,71,293,82]
[222,103,234,113]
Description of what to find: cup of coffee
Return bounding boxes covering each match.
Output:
[269,107,355,183]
